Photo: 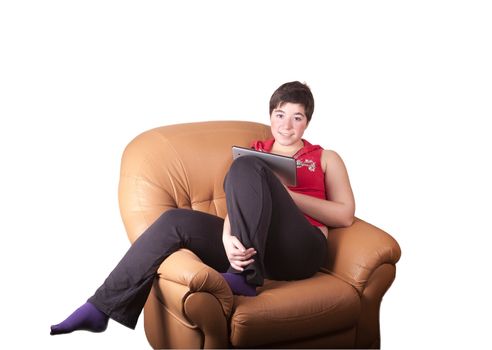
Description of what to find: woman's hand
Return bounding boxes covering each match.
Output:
[222,215,256,271]
[222,234,256,271]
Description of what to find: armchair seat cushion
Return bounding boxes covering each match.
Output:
[230,272,360,347]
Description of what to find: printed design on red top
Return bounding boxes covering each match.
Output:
[296,159,316,172]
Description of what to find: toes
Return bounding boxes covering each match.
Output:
[50,325,60,335]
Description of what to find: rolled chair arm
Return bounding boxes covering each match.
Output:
[322,218,401,294]
[156,249,234,320]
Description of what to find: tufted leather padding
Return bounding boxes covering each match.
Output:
[118,120,271,243]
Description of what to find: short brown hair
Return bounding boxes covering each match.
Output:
[269,81,315,122]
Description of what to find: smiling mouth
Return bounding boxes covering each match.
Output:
[278,131,293,137]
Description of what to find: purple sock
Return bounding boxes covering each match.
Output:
[50,302,109,335]
[221,272,257,296]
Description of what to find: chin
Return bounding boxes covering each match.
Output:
[278,139,300,148]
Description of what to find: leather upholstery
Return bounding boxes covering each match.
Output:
[230,273,360,347]
[119,121,271,243]
[118,121,401,348]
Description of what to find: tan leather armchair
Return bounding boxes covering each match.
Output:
[118,121,401,349]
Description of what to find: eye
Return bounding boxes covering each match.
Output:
[276,113,284,119]
[294,116,303,122]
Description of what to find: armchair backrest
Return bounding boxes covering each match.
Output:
[118,121,272,243]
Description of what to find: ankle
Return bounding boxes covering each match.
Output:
[221,272,257,297]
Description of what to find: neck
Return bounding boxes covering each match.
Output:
[271,140,304,157]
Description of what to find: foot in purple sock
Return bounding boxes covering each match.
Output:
[50,302,109,335]
[221,272,257,296]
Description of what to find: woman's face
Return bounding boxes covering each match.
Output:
[270,102,308,147]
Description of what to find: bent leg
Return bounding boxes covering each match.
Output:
[224,156,327,286]
[52,209,227,333]
[88,208,228,329]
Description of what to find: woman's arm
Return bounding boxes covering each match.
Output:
[287,150,355,228]
[222,214,256,271]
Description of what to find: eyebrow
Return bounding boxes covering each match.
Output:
[273,109,306,118]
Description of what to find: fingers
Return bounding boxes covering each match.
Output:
[229,247,256,259]
[232,257,255,266]
[230,258,255,271]
[230,236,246,252]
[230,262,244,271]
[224,236,257,271]
[228,236,257,257]
[227,247,256,271]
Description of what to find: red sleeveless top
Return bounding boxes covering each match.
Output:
[251,139,327,227]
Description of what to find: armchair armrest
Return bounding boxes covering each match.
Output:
[322,218,401,294]
[156,249,234,320]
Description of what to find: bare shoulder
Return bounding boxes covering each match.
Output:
[320,149,347,173]
[321,149,354,209]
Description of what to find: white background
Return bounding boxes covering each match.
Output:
[1,1,491,349]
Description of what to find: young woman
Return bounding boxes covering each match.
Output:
[50,81,355,335]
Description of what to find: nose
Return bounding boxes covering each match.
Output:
[283,117,293,129]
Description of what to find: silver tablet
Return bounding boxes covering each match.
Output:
[232,146,297,186]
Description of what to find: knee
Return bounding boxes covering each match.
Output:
[155,208,187,226]
[225,156,267,188]
[136,208,188,249]
[229,156,267,177]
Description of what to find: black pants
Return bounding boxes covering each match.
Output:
[88,156,327,329]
